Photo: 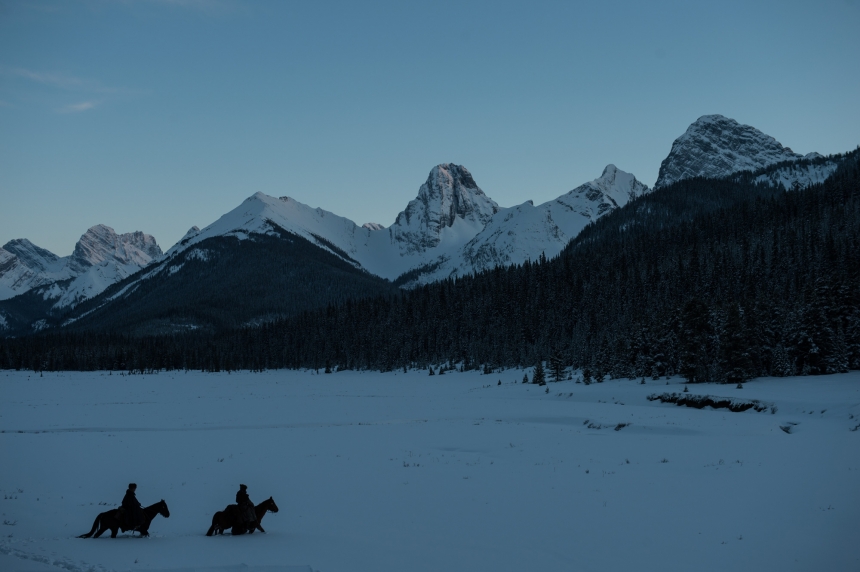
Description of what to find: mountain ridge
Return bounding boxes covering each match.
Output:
[656,114,811,188]
[1,115,854,336]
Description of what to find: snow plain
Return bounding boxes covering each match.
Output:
[1,369,858,572]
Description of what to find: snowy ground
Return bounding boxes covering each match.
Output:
[1,368,858,572]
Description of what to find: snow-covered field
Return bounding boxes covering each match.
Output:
[1,369,858,572]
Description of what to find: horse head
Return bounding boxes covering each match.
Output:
[159,499,171,518]
[265,496,279,513]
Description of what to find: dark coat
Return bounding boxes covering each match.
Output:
[122,489,144,529]
[236,489,255,523]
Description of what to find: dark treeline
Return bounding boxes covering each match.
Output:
[2,151,858,382]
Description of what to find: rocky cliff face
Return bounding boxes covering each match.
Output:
[0,226,161,307]
[655,115,804,188]
[3,239,62,273]
[0,240,71,300]
[388,164,499,255]
[69,225,162,274]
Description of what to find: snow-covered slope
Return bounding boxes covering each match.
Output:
[0,227,161,307]
[0,239,73,300]
[153,163,647,290]
[164,164,500,281]
[656,115,808,188]
[406,165,650,284]
[753,158,841,190]
[388,164,499,256]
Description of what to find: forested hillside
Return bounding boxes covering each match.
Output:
[0,225,399,336]
[2,151,857,381]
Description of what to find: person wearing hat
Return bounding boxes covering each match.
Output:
[121,483,144,531]
[236,484,256,531]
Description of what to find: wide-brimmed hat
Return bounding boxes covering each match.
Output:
[128,483,137,489]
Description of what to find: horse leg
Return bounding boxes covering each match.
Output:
[256,523,265,533]
[93,523,107,538]
[207,512,221,536]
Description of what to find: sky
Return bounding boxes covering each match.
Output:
[1,0,858,256]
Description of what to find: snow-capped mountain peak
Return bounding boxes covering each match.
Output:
[69,225,162,274]
[2,239,62,273]
[563,164,650,216]
[0,225,162,310]
[655,114,804,188]
[0,240,71,301]
[389,163,499,255]
[404,165,651,287]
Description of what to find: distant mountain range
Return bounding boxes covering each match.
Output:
[0,226,161,306]
[0,114,852,335]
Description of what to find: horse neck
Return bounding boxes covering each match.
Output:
[254,500,270,518]
[143,502,162,518]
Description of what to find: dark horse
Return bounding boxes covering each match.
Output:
[206,496,279,536]
[78,500,170,538]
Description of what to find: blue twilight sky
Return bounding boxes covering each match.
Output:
[1,0,858,256]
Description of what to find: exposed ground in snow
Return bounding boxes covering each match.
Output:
[1,369,858,572]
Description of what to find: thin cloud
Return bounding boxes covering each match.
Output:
[10,67,117,93]
[59,101,100,113]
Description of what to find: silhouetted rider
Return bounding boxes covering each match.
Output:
[121,483,144,530]
[236,484,256,530]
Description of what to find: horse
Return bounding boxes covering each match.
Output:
[206,496,279,536]
[78,500,170,538]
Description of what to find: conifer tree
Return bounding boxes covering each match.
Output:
[549,350,566,382]
[532,361,546,385]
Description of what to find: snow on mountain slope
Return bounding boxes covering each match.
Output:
[0,240,72,301]
[404,165,650,285]
[153,163,649,291]
[0,227,161,307]
[164,164,500,281]
[3,238,63,273]
[753,159,841,190]
[164,191,372,265]
[388,164,499,255]
[68,225,161,274]
[655,115,806,188]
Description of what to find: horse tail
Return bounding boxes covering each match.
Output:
[78,513,101,538]
[206,512,219,536]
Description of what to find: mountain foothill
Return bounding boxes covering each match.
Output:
[1,114,857,384]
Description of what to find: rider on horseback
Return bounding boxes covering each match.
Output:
[121,483,144,531]
[236,484,257,531]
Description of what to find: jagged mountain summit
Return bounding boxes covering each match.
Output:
[655,114,821,188]
[44,163,646,333]
[0,239,72,300]
[389,164,499,255]
[3,115,851,336]
[158,163,643,289]
[0,226,161,306]
[414,164,650,284]
[68,225,160,275]
[163,164,499,281]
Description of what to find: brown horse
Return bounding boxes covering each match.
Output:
[78,499,170,538]
[206,496,279,536]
